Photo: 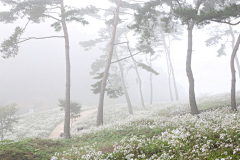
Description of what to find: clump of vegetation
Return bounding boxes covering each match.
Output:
[0,103,18,141]
[58,99,82,126]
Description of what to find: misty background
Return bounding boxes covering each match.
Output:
[0,0,238,114]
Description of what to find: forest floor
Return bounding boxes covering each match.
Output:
[48,108,97,139]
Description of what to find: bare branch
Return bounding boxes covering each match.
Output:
[18,36,64,44]
[21,20,31,33]
[42,14,61,21]
[111,51,143,64]
[210,20,240,26]
[114,42,128,45]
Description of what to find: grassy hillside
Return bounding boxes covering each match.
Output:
[1,92,240,159]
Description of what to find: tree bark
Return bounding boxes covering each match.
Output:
[229,25,240,79]
[97,0,121,126]
[115,52,133,114]
[60,0,71,138]
[230,34,240,111]
[186,21,199,115]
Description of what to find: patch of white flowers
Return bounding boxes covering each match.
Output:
[4,108,65,140]
[51,92,240,159]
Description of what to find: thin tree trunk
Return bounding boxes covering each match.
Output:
[97,0,121,126]
[1,120,3,141]
[115,52,133,114]
[230,34,240,111]
[125,35,145,107]
[229,25,240,79]
[132,58,145,107]
[60,0,71,138]
[162,34,173,101]
[146,55,153,104]
[186,22,199,115]
[168,47,179,100]
[150,72,153,104]
[162,33,179,100]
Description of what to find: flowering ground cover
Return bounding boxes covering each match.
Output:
[53,105,240,159]
[1,92,240,159]
[3,105,96,141]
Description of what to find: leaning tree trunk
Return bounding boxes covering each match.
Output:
[115,52,133,114]
[60,0,71,138]
[230,34,240,111]
[229,25,240,79]
[186,22,199,115]
[97,0,121,126]
[125,36,145,107]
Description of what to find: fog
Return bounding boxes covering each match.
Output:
[0,0,238,114]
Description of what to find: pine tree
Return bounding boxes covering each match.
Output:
[0,0,97,138]
[197,1,240,111]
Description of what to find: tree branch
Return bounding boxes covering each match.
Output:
[114,42,128,45]
[42,14,61,21]
[18,36,64,44]
[175,0,182,8]
[111,51,143,64]
[210,19,240,26]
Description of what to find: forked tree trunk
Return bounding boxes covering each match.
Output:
[125,36,145,107]
[130,54,145,107]
[168,49,179,101]
[162,33,179,101]
[60,0,71,138]
[186,22,199,115]
[229,25,240,79]
[97,0,121,126]
[115,52,133,114]
[230,34,240,111]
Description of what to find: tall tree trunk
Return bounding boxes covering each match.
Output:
[186,22,199,115]
[229,25,240,79]
[146,55,153,104]
[115,52,133,114]
[60,0,71,138]
[230,34,240,111]
[162,33,179,101]
[97,0,121,126]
